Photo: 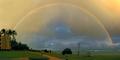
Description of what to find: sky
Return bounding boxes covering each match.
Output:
[0,0,120,50]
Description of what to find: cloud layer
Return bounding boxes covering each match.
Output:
[16,4,112,50]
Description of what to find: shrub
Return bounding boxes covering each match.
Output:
[62,48,72,55]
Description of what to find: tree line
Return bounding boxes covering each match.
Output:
[0,29,29,50]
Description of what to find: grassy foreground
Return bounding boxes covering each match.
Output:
[47,51,120,60]
[0,51,48,60]
[1,51,120,60]
[0,51,40,58]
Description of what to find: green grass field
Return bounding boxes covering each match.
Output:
[47,51,120,60]
[0,51,39,58]
[1,51,120,60]
[65,54,120,60]
[0,51,48,60]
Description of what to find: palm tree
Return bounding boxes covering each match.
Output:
[6,29,12,35]
[1,28,6,36]
[2,29,17,40]
[11,30,17,40]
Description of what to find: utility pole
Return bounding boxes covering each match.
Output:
[78,42,80,56]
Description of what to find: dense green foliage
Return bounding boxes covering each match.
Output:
[62,48,72,55]
[11,40,29,50]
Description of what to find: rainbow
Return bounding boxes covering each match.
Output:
[14,3,113,46]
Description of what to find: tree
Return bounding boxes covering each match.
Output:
[6,29,13,37]
[10,40,18,50]
[11,40,29,50]
[62,48,72,55]
[0,29,17,40]
[1,28,6,35]
[11,30,17,40]
[0,28,29,50]
[7,29,17,40]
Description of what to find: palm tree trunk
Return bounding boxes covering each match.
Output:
[12,35,16,40]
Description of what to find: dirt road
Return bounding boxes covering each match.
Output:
[44,55,61,60]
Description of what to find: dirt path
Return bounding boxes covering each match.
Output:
[32,52,62,60]
[44,55,61,60]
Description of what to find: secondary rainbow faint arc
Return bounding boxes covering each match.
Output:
[14,3,113,46]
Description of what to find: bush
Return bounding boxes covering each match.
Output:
[11,40,29,50]
[62,48,72,55]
